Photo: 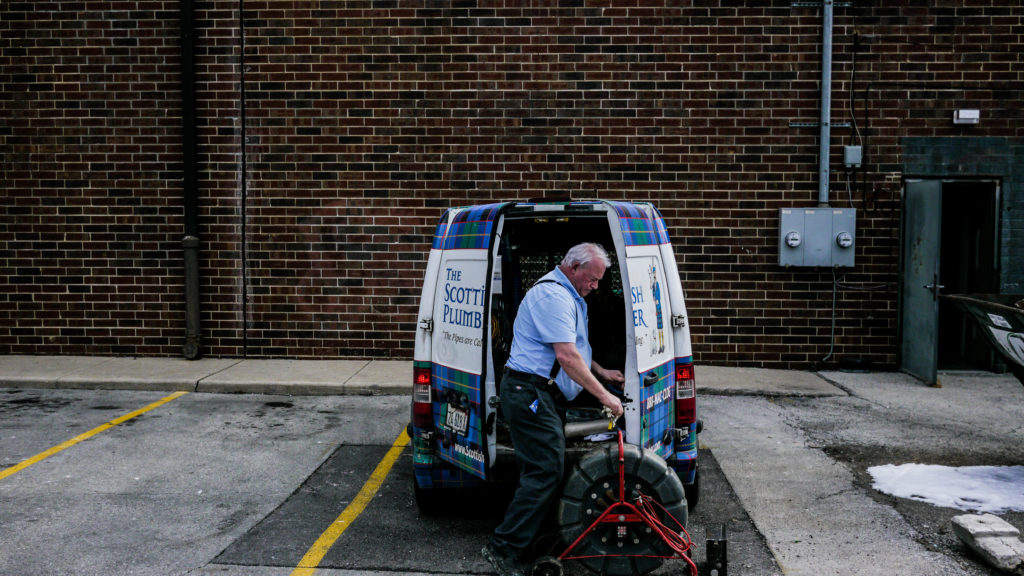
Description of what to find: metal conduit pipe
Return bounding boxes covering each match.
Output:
[181,0,202,359]
[818,0,834,207]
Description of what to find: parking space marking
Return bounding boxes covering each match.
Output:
[0,391,188,482]
[290,428,411,576]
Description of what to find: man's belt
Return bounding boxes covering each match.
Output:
[503,366,569,406]
[503,367,554,387]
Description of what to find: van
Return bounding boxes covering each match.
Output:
[409,200,700,519]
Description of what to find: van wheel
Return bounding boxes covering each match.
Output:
[684,465,700,512]
[412,478,447,515]
[557,444,687,576]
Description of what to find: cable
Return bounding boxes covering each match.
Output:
[822,266,838,363]
[634,493,699,576]
[849,33,864,147]
[846,170,854,208]
[835,273,888,292]
[821,268,891,366]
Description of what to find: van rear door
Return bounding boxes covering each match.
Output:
[610,202,677,458]
[429,203,510,480]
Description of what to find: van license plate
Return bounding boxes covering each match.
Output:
[445,404,469,436]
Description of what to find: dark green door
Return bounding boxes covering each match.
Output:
[901,180,942,385]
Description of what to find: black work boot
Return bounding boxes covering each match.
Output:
[481,543,525,576]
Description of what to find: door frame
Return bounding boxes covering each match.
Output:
[898,178,1002,384]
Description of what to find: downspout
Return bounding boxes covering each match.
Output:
[817,0,834,207]
[181,0,202,359]
[819,0,836,364]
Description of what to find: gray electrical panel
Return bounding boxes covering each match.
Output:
[779,208,856,267]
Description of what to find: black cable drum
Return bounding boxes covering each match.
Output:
[557,443,688,575]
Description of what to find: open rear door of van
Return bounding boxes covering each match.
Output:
[608,202,678,458]
[428,203,511,480]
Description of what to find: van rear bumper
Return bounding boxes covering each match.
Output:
[670,419,700,484]
[670,450,698,484]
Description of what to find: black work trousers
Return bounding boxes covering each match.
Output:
[490,371,566,561]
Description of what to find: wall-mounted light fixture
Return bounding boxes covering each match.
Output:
[953,109,980,125]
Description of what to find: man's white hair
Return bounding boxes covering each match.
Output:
[562,242,611,268]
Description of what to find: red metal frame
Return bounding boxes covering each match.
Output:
[556,430,698,575]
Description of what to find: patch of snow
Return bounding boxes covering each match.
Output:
[869,464,1024,513]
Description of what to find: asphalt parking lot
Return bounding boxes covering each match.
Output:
[701,370,1024,576]
[0,389,407,576]
[1,358,1022,576]
[0,385,778,576]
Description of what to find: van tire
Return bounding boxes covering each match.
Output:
[412,479,447,515]
[684,465,700,512]
[557,443,687,575]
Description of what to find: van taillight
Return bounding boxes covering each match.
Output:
[413,366,433,428]
[675,361,696,424]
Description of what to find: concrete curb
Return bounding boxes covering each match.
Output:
[0,355,413,396]
[0,355,845,398]
[0,356,237,392]
[195,359,412,395]
[700,365,846,397]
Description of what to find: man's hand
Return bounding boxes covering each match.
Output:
[553,342,625,419]
[601,393,624,419]
[594,362,625,386]
[592,363,625,418]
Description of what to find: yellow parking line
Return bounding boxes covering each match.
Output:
[290,428,411,576]
[0,390,189,482]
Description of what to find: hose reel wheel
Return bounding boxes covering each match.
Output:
[557,443,688,576]
[529,556,564,576]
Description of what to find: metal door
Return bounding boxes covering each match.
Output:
[608,201,676,456]
[430,202,511,479]
[901,180,942,385]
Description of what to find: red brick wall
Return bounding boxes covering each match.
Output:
[2,1,1022,368]
[1,2,184,355]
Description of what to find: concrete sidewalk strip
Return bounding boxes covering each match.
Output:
[0,355,239,391]
[0,356,410,396]
[197,359,370,395]
[0,355,113,388]
[700,396,964,576]
[60,357,241,391]
[1,355,850,397]
[346,360,412,395]
[698,365,847,397]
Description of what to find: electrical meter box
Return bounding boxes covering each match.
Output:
[778,208,856,267]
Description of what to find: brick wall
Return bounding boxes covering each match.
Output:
[2,1,1022,368]
[1,2,184,355]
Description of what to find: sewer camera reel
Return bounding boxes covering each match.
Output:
[531,426,727,576]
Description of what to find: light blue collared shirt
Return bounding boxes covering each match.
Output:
[505,267,591,401]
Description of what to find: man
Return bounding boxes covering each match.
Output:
[483,242,625,576]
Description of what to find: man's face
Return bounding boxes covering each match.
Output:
[568,260,606,297]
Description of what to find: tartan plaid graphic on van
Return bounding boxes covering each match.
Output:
[431,363,486,477]
[609,202,671,247]
[440,203,506,250]
[639,360,675,459]
[430,215,450,250]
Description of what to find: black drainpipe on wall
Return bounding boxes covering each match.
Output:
[181,0,202,359]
